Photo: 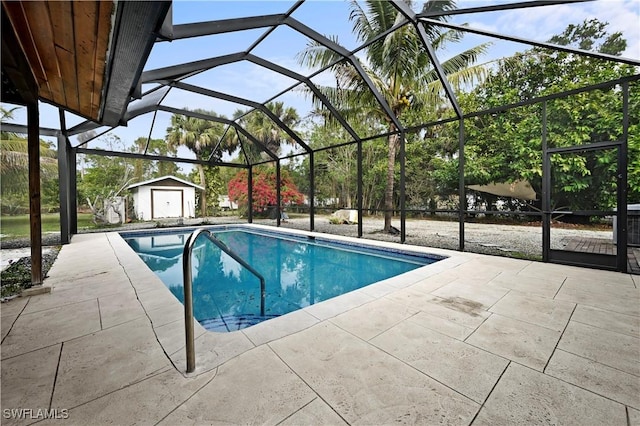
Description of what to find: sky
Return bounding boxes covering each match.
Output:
[2,0,639,167]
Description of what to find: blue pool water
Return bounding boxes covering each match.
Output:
[122,226,443,332]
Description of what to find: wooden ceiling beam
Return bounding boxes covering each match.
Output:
[2,1,49,99]
[1,2,37,104]
[3,0,167,125]
[22,1,66,106]
[2,0,113,121]
[93,0,113,118]
[73,0,99,119]
[49,1,79,112]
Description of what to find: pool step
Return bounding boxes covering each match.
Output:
[200,314,280,332]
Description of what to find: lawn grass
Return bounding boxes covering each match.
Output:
[0,213,96,239]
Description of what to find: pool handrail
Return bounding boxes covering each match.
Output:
[182,228,266,373]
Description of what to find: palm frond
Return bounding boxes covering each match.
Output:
[440,42,491,78]
[0,149,29,171]
[0,107,24,139]
[165,109,228,158]
[360,1,415,70]
[429,27,466,51]
[413,61,493,114]
[380,24,421,93]
[413,40,490,88]
[1,106,20,120]
[350,0,409,44]
[295,37,345,71]
[297,0,489,128]
[1,138,58,181]
[420,0,457,22]
[348,0,374,43]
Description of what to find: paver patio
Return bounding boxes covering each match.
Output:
[1,226,638,425]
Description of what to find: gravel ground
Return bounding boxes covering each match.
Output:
[0,214,613,262]
[0,233,63,250]
[270,215,613,260]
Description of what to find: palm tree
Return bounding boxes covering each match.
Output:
[232,101,300,162]
[297,0,489,232]
[1,107,58,203]
[166,109,227,217]
[131,136,180,181]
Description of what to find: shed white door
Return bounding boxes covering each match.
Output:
[152,189,183,218]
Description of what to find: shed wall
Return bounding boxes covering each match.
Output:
[132,185,197,220]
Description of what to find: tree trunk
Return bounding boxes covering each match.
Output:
[384,133,399,232]
[198,164,207,217]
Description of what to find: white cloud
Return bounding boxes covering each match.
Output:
[464,20,498,34]
[587,0,640,57]
[495,3,578,42]
[486,0,639,57]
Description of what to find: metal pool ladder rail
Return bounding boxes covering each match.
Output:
[182,228,266,373]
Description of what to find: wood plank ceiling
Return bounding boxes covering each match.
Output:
[2,0,114,121]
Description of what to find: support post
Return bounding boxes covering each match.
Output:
[399,131,406,243]
[70,148,78,235]
[309,151,315,231]
[276,160,281,226]
[57,109,70,244]
[357,140,363,238]
[617,82,629,272]
[542,101,550,262]
[28,102,42,284]
[57,132,70,244]
[248,166,253,223]
[458,119,465,252]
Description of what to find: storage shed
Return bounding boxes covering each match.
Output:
[127,176,203,221]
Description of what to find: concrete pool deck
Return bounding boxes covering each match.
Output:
[1,225,639,425]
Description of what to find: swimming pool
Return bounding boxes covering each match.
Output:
[122,226,444,332]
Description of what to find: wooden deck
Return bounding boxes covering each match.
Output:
[564,237,640,275]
